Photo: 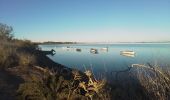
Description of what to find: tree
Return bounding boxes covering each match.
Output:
[0,23,13,41]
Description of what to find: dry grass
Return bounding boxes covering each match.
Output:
[16,64,170,100]
[0,43,18,68]
[131,64,170,100]
[0,39,37,69]
[72,70,106,100]
[17,68,107,100]
[107,64,170,100]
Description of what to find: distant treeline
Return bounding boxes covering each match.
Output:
[37,41,77,45]
[37,41,170,45]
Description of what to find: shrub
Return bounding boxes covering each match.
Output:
[0,44,18,69]
[18,52,36,67]
[0,41,37,69]
[17,82,48,100]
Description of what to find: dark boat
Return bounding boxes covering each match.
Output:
[76,48,81,52]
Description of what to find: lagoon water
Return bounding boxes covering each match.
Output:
[39,44,170,77]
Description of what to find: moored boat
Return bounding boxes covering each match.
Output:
[120,53,135,57]
[62,46,70,49]
[100,47,108,52]
[90,48,98,54]
[120,50,135,55]
[76,48,81,52]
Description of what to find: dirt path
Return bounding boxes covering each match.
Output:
[0,69,24,100]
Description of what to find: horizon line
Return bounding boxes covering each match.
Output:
[35,41,170,44]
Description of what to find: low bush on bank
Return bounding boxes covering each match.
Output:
[0,40,37,69]
[18,52,36,66]
[0,23,37,69]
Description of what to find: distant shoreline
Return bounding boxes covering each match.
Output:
[37,42,170,45]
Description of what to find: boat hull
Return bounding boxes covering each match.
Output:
[120,51,135,55]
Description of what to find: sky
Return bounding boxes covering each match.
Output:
[0,0,170,42]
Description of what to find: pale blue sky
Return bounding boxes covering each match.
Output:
[0,0,170,42]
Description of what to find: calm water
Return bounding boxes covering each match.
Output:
[39,44,170,77]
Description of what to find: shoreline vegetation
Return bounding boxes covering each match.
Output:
[0,23,170,100]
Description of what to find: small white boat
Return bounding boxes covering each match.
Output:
[120,50,135,55]
[120,53,135,57]
[100,47,108,52]
[90,48,98,54]
[62,46,71,50]
[62,46,69,49]
[101,47,108,51]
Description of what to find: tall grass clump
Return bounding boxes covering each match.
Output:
[132,64,170,100]
[108,64,170,100]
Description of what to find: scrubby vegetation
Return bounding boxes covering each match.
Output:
[108,64,170,100]
[17,64,170,100]
[0,23,39,100]
[0,23,170,100]
[0,23,37,69]
[17,68,107,100]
